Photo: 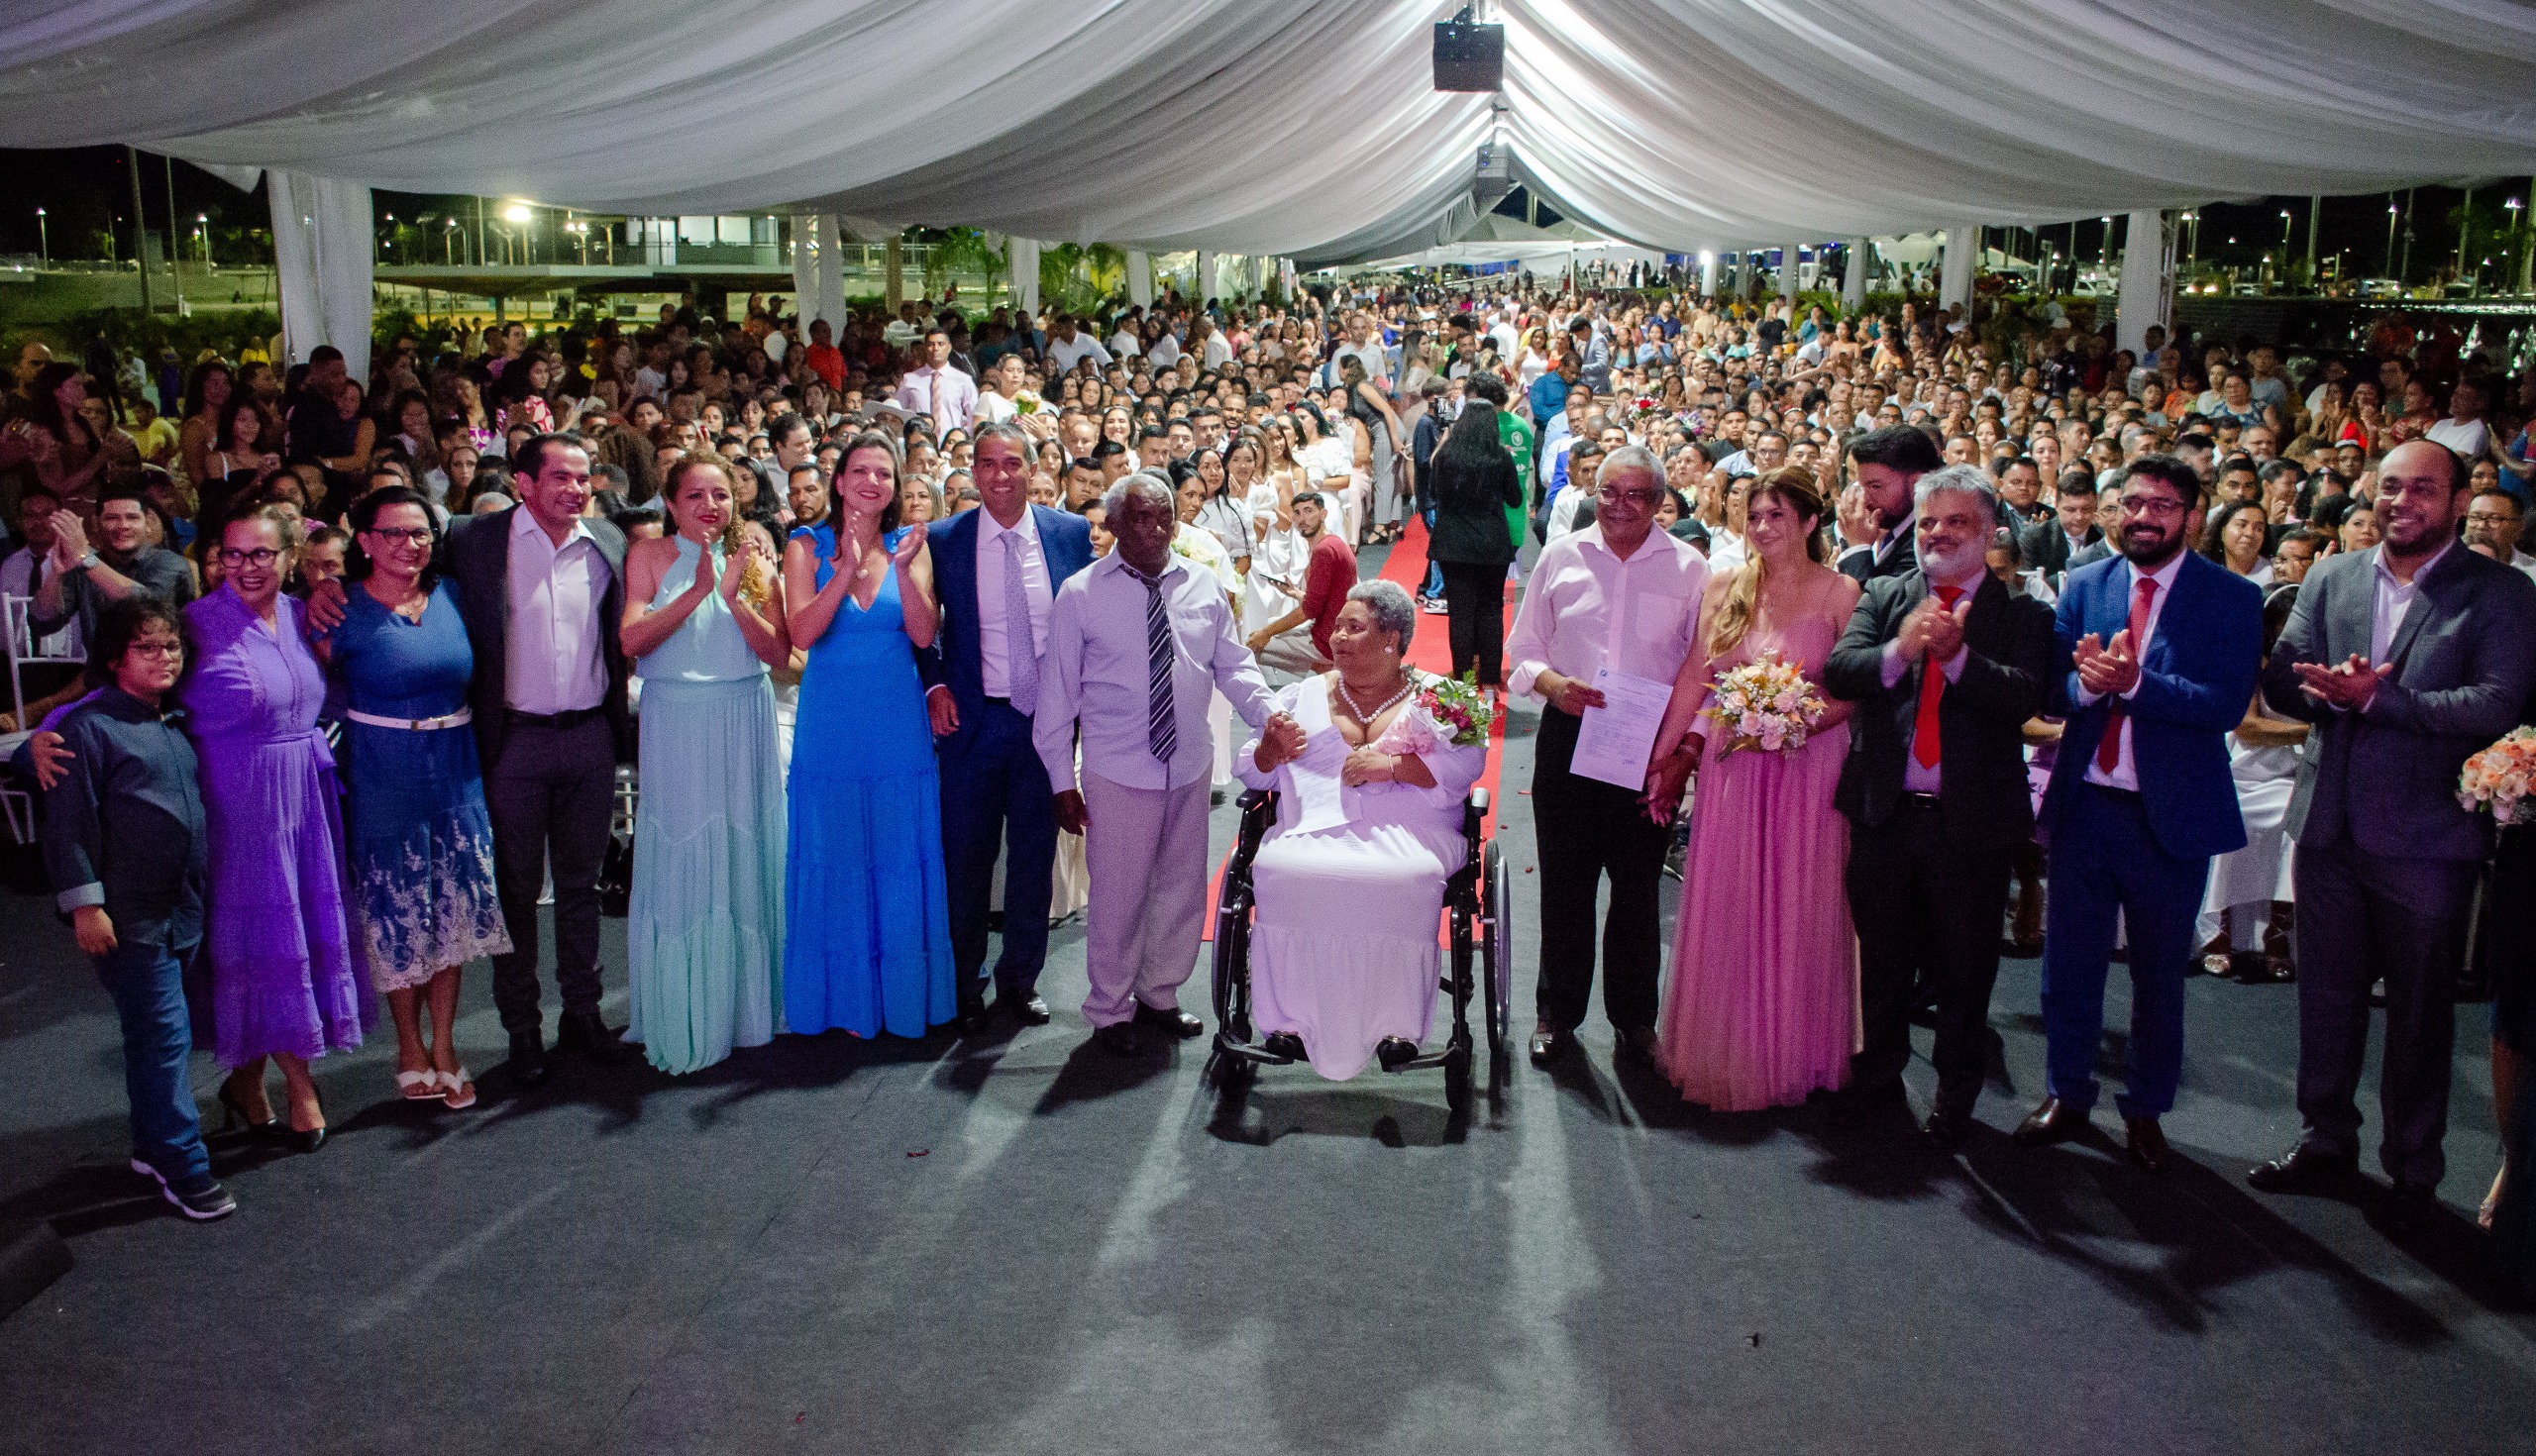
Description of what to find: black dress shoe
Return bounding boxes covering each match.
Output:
[1000,990,1052,1026]
[1921,1107,1974,1152]
[2376,1180,2440,1237]
[1528,1024,1572,1066]
[506,1029,552,1088]
[1132,1001,1205,1039]
[1616,1025,1660,1067]
[954,982,993,1035]
[1261,1031,1307,1062]
[556,1010,638,1065]
[2123,1115,2170,1174]
[2246,1143,2357,1192]
[1375,1036,1421,1072]
[2011,1096,2089,1147]
[1092,1021,1144,1057]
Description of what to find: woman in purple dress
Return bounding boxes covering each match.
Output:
[181,506,364,1151]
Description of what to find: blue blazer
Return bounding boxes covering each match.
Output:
[916,504,1096,746]
[2042,548,2264,860]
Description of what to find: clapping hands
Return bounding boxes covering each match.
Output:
[1895,591,1970,663]
[2292,652,2389,711]
[2072,629,2141,697]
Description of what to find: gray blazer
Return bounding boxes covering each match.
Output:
[2261,543,2536,862]
[441,510,634,769]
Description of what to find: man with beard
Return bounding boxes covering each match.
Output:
[2017,456,2264,1173]
[2250,440,2536,1236]
[1837,425,1943,584]
[1824,465,2054,1146]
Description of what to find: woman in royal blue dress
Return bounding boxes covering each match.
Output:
[781,431,954,1038]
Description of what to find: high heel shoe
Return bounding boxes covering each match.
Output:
[285,1084,329,1155]
[217,1075,279,1139]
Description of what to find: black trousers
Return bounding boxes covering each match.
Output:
[1437,560,1506,687]
[485,715,615,1034]
[2292,835,2479,1187]
[1847,803,2011,1115]
[1531,705,1669,1033]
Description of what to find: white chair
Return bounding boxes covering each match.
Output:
[2,593,84,846]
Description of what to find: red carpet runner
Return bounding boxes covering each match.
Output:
[1203,519,1512,941]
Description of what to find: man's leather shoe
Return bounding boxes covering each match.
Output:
[1000,990,1052,1026]
[1528,1022,1571,1066]
[2012,1096,2089,1147]
[2376,1180,2440,1237]
[556,1010,638,1065]
[2124,1115,2171,1174]
[1616,1025,1660,1067]
[1132,1001,1204,1039]
[1921,1107,1973,1152]
[954,981,992,1034]
[1092,1021,1144,1057]
[506,1029,551,1088]
[2247,1144,2358,1193]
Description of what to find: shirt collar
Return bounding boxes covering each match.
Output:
[99,684,183,726]
[511,502,593,553]
[977,504,1040,551]
[1102,552,1181,589]
[2374,537,2454,591]
[2125,548,2188,595]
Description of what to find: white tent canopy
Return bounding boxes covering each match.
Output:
[5,0,2533,257]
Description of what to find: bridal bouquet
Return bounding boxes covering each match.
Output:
[1699,655,1828,758]
[1013,388,1046,416]
[2459,726,2536,825]
[1376,670,1493,755]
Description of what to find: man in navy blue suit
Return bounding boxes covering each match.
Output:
[920,420,1096,1032]
[2019,455,2264,1172]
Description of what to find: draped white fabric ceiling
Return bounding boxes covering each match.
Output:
[4,0,2534,260]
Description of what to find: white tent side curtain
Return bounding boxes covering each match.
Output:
[3,1,2534,260]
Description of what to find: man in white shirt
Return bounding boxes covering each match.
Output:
[895,328,979,433]
[2461,485,2536,582]
[1108,311,1143,359]
[0,484,84,670]
[1047,314,1115,377]
[1034,472,1298,1056]
[1502,446,1708,1067]
[2426,379,2492,461]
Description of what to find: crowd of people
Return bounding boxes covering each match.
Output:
[2,273,2531,1281]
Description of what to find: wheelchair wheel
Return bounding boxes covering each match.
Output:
[1479,841,1511,1081]
[1443,1042,1473,1115]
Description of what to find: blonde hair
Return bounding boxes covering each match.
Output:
[664,456,771,606]
[1706,467,1828,662]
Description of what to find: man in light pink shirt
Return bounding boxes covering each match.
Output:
[895,327,978,433]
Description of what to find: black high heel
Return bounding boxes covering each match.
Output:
[217,1075,279,1139]
[285,1084,329,1155]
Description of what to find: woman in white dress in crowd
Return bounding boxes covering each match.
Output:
[1236,581,1488,1080]
[1244,419,1322,682]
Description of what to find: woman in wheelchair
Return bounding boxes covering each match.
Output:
[1234,580,1488,1080]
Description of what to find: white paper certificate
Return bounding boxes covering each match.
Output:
[1285,682,1353,833]
[1568,666,1673,789]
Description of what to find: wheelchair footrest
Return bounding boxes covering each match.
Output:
[1212,1034,1299,1068]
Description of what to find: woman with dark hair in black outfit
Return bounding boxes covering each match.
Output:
[1426,395,1524,687]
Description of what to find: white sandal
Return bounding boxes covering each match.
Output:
[397,1068,443,1101]
[438,1067,477,1111]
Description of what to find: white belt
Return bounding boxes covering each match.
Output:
[343,707,474,731]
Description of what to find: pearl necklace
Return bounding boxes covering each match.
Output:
[1335,672,1414,725]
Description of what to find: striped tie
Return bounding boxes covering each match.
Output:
[1133,564,1178,762]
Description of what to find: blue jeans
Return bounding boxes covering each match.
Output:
[1421,506,1443,598]
[94,934,210,1184]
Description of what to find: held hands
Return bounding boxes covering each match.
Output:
[1638,739,1701,825]
[2072,629,2141,697]
[2292,652,2390,711]
[71,904,116,958]
[1252,711,1307,770]
[1053,787,1090,835]
[1539,669,1606,716]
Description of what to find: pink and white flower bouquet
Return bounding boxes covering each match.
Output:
[2458,726,2536,825]
[1699,655,1828,758]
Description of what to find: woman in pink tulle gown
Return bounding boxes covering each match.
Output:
[1641,468,1861,1110]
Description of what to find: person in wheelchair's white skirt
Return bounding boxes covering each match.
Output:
[1236,582,1487,1080]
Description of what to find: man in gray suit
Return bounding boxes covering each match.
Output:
[2250,440,2536,1234]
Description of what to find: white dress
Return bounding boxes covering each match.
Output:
[2197,710,2302,947]
[1234,676,1488,1081]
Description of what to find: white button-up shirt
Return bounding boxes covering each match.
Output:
[975,506,1053,699]
[1503,524,1708,704]
[504,506,609,714]
[2370,538,2451,666]
[1033,553,1273,792]
[2074,547,2185,791]
[895,364,979,433]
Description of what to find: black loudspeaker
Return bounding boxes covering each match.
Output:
[1433,19,1505,92]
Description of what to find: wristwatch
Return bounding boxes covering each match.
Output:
[76,550,100,572]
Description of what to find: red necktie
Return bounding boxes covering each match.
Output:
[2095,576,2159,774]
[1912,584,1963,769]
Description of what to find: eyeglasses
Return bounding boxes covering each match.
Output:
[2118,496,2188,519]
[364,527,435,547]
[2466,511,2521,527]
[215,547,283,568]
[125,640,184,659]
[1598,486,1660,506]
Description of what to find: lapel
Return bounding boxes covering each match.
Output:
[2381,543,2460,673]
[939,507,980,612]
[2338,549,2381,661]
[473,512,512,666]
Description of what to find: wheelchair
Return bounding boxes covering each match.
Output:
[1204,785,1512,1116]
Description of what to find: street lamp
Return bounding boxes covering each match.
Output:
[34,206,47,265]
[502,203,532,264]
[2386,200,2400,280]
[445,217,458,265]
[195,212,208,268]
